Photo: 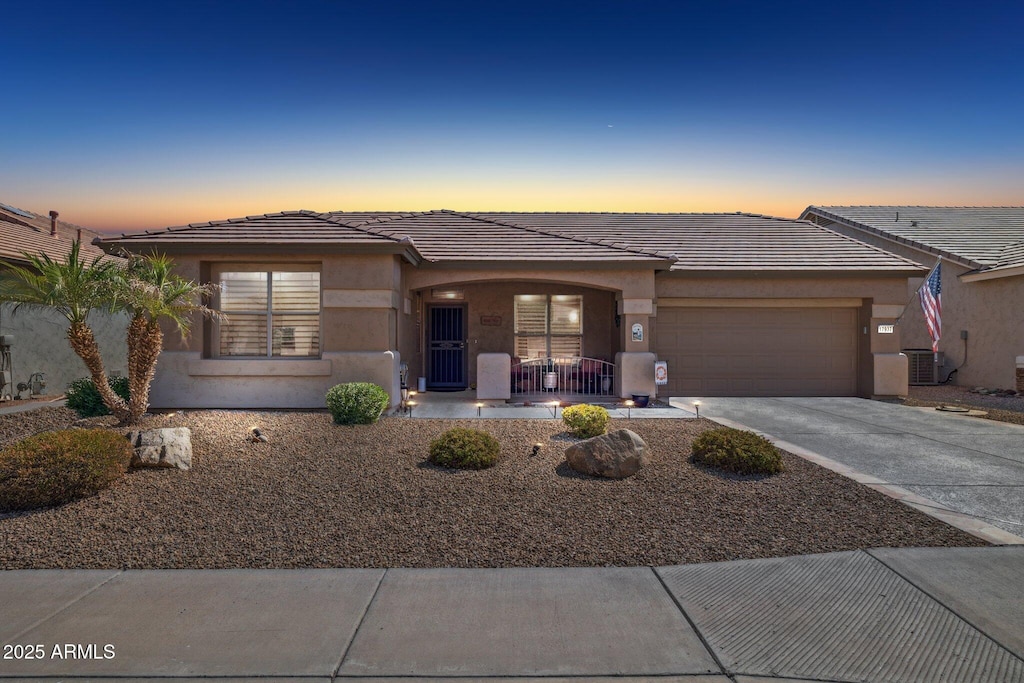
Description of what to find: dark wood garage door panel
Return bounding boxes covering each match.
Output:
[655,307,857,396]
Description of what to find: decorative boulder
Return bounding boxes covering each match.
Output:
[565,428,649,479]
[126,427,193,470]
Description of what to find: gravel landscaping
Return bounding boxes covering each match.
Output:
[887,385,1024,426]
[0,407,984,569]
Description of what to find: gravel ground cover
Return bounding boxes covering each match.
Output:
[888,385,1024,426]
[0,407,984,569]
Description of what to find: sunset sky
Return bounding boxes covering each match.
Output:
[3,1,1022,233]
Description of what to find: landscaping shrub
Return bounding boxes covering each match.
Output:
[691,427,783,475]
[0,429,133,512]
[325,382,390,425]
[429,428,500,470]
[562,404,610,439]
[65,376,130,418]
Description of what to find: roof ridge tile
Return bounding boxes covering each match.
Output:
[457,211,673,261]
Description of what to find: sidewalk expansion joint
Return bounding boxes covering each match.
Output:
[864,550,1024,666]
[332,567,388,679]
[650,566,729,678]
[7,569,123,643]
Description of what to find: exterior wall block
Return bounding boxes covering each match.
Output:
[616,352,657,399]
[476,353,511,400]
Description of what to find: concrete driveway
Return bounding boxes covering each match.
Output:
[674,396,1024,542]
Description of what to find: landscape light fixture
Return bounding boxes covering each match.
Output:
[625,399,634,419]
[693,400,701,418]
[407,400,416,418]
[476,401,484,417]
[550,400,560,419]
[248,426,268,443]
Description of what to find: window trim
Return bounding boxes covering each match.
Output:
[211,264,322,359]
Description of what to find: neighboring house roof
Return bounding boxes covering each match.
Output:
[99,209,923,273]
[802,206,1024,275]
[0,203,111,266]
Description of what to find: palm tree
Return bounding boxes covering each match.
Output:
[119,253,219,424]
[0,241,131,422]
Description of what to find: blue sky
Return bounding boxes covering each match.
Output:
[2,1,1022,231]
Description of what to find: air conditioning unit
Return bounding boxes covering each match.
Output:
[906,349,943,385]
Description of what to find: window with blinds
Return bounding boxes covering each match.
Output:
[217,269,320,357]
[513,294,582,358]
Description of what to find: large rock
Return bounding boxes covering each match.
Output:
[565,429,649,479]
[126,427,193,470]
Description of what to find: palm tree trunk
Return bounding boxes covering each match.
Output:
[67,320,130,423]
[126,315,164,425]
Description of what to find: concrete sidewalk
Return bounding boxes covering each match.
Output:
[1,547,1021,681]
[679,396,1024,543]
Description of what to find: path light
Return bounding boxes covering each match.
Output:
[248,426,268,443]
[476,402,484,417]
[549,400,560,419]
[693,400,701,419]
[625,399,634,419]
[407,400,416,418]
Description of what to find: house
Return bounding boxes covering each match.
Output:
[801,206,1024,391]
[0,203,128,400]
[96,210,925,408]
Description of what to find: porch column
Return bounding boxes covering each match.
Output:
[618,298,654,352]
[871,303,908,398]
[615,352,657,399]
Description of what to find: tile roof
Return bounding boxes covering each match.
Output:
[469,212,922,271]
[803,206,1024,271]
[0,204,112,266]
[102,211,400,246]
[100,209,923,272]
[328,210,670,264]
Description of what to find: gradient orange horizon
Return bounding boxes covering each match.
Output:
[9,176,1023,234]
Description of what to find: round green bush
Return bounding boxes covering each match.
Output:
[561,403,610,438]
[65,376,131,418]
[325,382,390,425]
[692,427,783,475]
[0,429,133,512]
[429,428,500,470]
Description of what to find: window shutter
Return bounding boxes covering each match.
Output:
[550,295,582,335]
[514,296,547,335]
[219,272,267,312]
[271,272,320,312]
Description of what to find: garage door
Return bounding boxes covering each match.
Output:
[654,307,858,396]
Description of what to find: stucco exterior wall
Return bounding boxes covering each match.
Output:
[0,303,128,398]
[807,219,1024,389]
[147,252,404,408]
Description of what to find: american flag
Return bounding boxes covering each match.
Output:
[919,262,942,352]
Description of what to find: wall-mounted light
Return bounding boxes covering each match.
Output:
[430,288,464,300]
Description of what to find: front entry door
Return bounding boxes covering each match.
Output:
[427,305,467,390]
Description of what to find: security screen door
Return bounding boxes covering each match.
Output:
[426,305,467,389]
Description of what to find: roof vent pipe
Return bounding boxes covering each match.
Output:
[49,210,59,236]
[76,228,82,241]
